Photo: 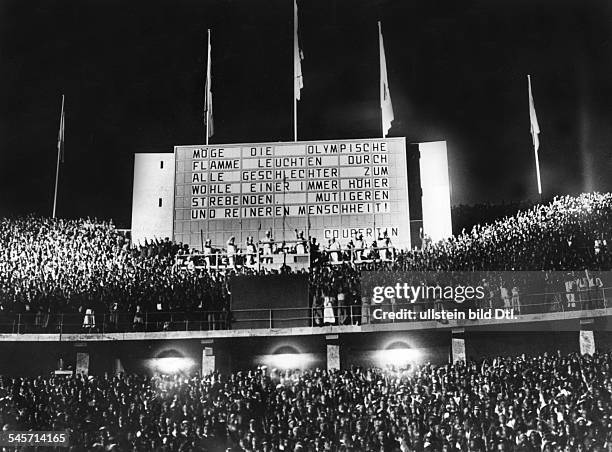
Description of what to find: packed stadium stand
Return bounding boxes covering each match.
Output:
[0,352,610,451]
[0,192,611,333]
[1,193,612,451]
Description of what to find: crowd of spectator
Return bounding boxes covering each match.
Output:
[0,193,611,332]
[397,193,612,272]
[0,351,610,451]
[0,217,230,332]
[451,200,537,236]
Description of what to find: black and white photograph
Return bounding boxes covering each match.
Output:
[1,0,612,450]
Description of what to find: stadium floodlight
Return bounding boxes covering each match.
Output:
[263,353,311,370]
[152,357,195,374]
[374,340,421,367]
[260,344,315,370]
[375,348,419,367]
[149,349,195,374]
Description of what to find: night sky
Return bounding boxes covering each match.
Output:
[1,0,611,227]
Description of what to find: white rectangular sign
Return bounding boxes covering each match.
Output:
[174,138,410,250]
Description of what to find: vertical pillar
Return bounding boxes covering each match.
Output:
[202,339,216,375]
[74,343,89,376]
[114,358,125,376]
[580,319,595,355]
[76,352,90,376]
[451,329,466,363]
[326,334,340,371]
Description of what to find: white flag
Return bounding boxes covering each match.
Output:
[528,74,539,152]
[379,21,394,137]
[294,0,304,101]
[57,95,65,162]
[205,29,214,139]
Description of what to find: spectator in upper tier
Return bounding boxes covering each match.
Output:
[0,192,610,331]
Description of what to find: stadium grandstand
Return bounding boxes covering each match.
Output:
[1,192,610,333]
[3,0,612,448]
[0,352,610,451]
[1,193,611,451]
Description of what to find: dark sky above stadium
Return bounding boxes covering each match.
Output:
[1,0,612,227]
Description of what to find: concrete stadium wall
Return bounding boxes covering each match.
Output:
[1,330,610,377]
[419,141,453,242]
[131,153,175,245]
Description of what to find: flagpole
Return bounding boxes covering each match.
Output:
[534,148,542,198]
[205,29,211,146]
[528,74,543,198]
[293,0,298,142]
[52,94,64,219]
[378,21,384,139]
[293,91,297,142]
[378,21,394,139]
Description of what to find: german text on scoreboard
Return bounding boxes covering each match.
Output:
[173,138,410,249]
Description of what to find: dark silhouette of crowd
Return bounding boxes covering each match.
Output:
[451,200,537,236]
[397,193,612,272]
[0,216,231,332]
[0,193,611,332]
[0,351,610,451]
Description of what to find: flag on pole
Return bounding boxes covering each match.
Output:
[378,21,394,138]
[294,0,304,101]
[528,75,540,152]
[57,96,65,162]
[205,29,214,141]
[52,95,65,218]
[528,74,542,195]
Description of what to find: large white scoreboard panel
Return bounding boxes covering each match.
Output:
[173,137,411,250]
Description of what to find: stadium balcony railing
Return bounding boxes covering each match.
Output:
[174,245,397,273]
[1,287,610,335]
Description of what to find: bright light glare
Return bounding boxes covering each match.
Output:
[263,353,312,370]
[152,357,194,374]
[375,348,420,367]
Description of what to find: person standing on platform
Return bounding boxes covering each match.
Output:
[345,239,355,264]
[379,230,394,261]
[245,236,257,268]
[309,237,321,265]
[355,234,365,262]
[369,241,379,261]
[295,230,307,254]
[226,236,237,269]
[312,289,323,327]
[500,279,511,309]
[565,273,577,309]
[203,239,213,269]
[261,230,274,264]
[82,307,95,331]
[328,237,341,263]
[511,282,521,315]
[337,287,347,325]
[323,291,335,325]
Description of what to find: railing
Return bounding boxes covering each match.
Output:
[0,287,609,335]
[175,250,310,273]
[174,246,397,273]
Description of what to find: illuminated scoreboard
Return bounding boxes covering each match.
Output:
[173,137,410,249]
